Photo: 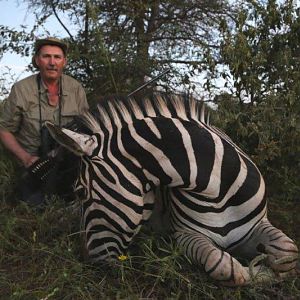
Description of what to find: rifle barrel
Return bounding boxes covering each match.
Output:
[127,69,170,97]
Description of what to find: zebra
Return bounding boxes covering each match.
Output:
[45,93,298,286]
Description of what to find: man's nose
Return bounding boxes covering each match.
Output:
[49,56,55,65]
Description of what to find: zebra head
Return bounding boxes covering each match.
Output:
[45,121,99,157]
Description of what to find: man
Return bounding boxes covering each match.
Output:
[0,37,89,206]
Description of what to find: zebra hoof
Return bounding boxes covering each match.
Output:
[268,255,298,273]
[276,269,297,280]
[249,265,276,284]
[247,254,276,285]
[247,254,298,284]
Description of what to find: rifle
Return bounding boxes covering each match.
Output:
[127,69,170,97]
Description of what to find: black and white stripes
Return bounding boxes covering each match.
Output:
[47,93,298,285]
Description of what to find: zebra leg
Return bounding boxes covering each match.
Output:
[173,231,256,286]
[233,219,299,277]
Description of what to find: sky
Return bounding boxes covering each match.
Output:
[2,0,299,100]
[1,1,30,79]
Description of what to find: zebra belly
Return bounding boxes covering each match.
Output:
[169,177,267,249]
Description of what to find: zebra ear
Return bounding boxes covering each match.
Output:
[45,121,98,156]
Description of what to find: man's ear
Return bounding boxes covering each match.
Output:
[34,55,40,68]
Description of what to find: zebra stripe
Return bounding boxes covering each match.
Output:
[58,93,298,285]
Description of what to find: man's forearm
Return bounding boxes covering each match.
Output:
[0,129,38,167]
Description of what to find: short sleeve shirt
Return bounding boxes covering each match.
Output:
[0,73,89,155]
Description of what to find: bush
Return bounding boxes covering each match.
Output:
[213,91,300,201]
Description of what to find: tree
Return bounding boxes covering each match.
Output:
[218,0,300,104]
[212,0,300,200]
[1,0,231,99]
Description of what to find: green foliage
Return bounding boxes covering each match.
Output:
[0,145,16,200]
[0,26,34,58]
[219,0,300,103]
[211,0,300,200]
[0,103,18,198]
[214,91,300,201]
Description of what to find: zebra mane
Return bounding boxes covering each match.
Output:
[81,93,210,133]
[77,92,250,160]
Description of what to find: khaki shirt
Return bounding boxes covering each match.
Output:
[0,73,89,155]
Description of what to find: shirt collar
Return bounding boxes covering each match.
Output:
[35,73,68,96]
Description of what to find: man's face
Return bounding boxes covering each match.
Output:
[34,45,67,82]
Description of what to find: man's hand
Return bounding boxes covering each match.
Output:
[24,155,40,168]
[0,129,39,168]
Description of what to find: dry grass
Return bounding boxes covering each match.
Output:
[0,197,299,300]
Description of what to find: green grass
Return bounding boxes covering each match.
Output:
[0,197,299,300]
[0,145,299,299]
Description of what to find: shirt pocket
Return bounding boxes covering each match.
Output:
[61,109,79,127]
[22,104,41,137]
